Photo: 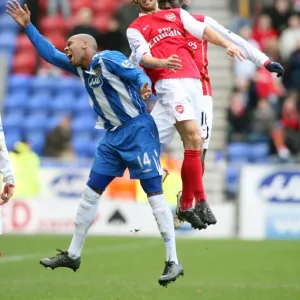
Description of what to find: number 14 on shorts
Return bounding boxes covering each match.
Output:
[137,150,162,175]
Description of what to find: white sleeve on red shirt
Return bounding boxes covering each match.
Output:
[126,28,152,65]
[203,16,270,67]
[180,9,208,41]
[0,116,15,185]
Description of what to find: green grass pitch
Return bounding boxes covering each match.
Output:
[0,236,299,300]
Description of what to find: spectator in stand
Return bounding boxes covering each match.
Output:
[234,25,260,80]
[279,14,300,61]
[44,115,74,159]
[263,0,294,33]
[100,18,124,52]
[285,39,300,92]
[271,91,300,160]
[48,0,70,19]
[227,88,251,142]
[115,2,139,56]
[252,14,279,51]
[68,8,103,48]
[9,140,40,198]
[250,100,275,142]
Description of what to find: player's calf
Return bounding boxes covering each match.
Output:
[39,249,81,272]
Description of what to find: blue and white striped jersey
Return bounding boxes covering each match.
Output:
[77,51,149,130]
[24,24,152,130]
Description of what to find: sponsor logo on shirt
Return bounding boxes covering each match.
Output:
[165,13,176,22]
[88,75,103,88]
[175,105,184,114]
[148,27,182,49]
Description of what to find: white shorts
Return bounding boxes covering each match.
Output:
[151,78,212,146]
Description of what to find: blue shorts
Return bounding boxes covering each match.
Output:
[91,113,162,180]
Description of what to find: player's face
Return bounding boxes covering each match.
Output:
[137,0,158,12]
[158,0,181,9]
[64,38,84,67]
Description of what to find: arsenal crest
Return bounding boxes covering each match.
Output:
[175,105,184,114]
[165,13,176,22]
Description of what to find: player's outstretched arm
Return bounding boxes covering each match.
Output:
[0,116,15,205]
[203,16,284,77]
[6,0,78,76]
[180,9,245,61]
[126,28,182,71]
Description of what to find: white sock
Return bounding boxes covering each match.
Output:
[148,194,179,264]
[68,185,100,258]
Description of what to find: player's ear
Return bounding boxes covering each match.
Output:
[82,42,88,49]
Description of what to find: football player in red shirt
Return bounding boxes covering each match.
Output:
[157,0,284,229]
[127,0,245,233]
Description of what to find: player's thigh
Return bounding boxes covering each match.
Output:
[119,114,163,180]
[91,136,126,178]
[151,101,176,144]
[155,79,198,124]
[175,119,202,150]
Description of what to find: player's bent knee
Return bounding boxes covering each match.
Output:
[83,185,101,202]
[75,185,101,227]
[183,134,203,150]
[87,171,115,194]
[140,176,163,195]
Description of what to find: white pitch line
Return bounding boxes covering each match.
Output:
[0,240,158,264]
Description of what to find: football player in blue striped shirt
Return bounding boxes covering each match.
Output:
[7,0,183,286]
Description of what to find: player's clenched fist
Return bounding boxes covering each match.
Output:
[6,0,31,28]
[140,82,152,100]
[0,184,14,205]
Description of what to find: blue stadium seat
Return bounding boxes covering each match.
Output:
[5,130,21,151]
[4,91,28,113]
[23,113,50,132]
[72,136,94,158]
[0,14,19,33]
[71,114,96,134]
[226,166,240,197]
[249,143,269,163]
[73,94,92,116]
[31,76,59,95]
[57,77,85,96]
[0,32,17,54]
[8,75,32,94]
[228,142,250,163]
[27,92,52,112]
[2,112,23,135]
[26,132,45,155]
[49,92,74,114]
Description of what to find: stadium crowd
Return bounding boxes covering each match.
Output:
[229,0,300,163]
